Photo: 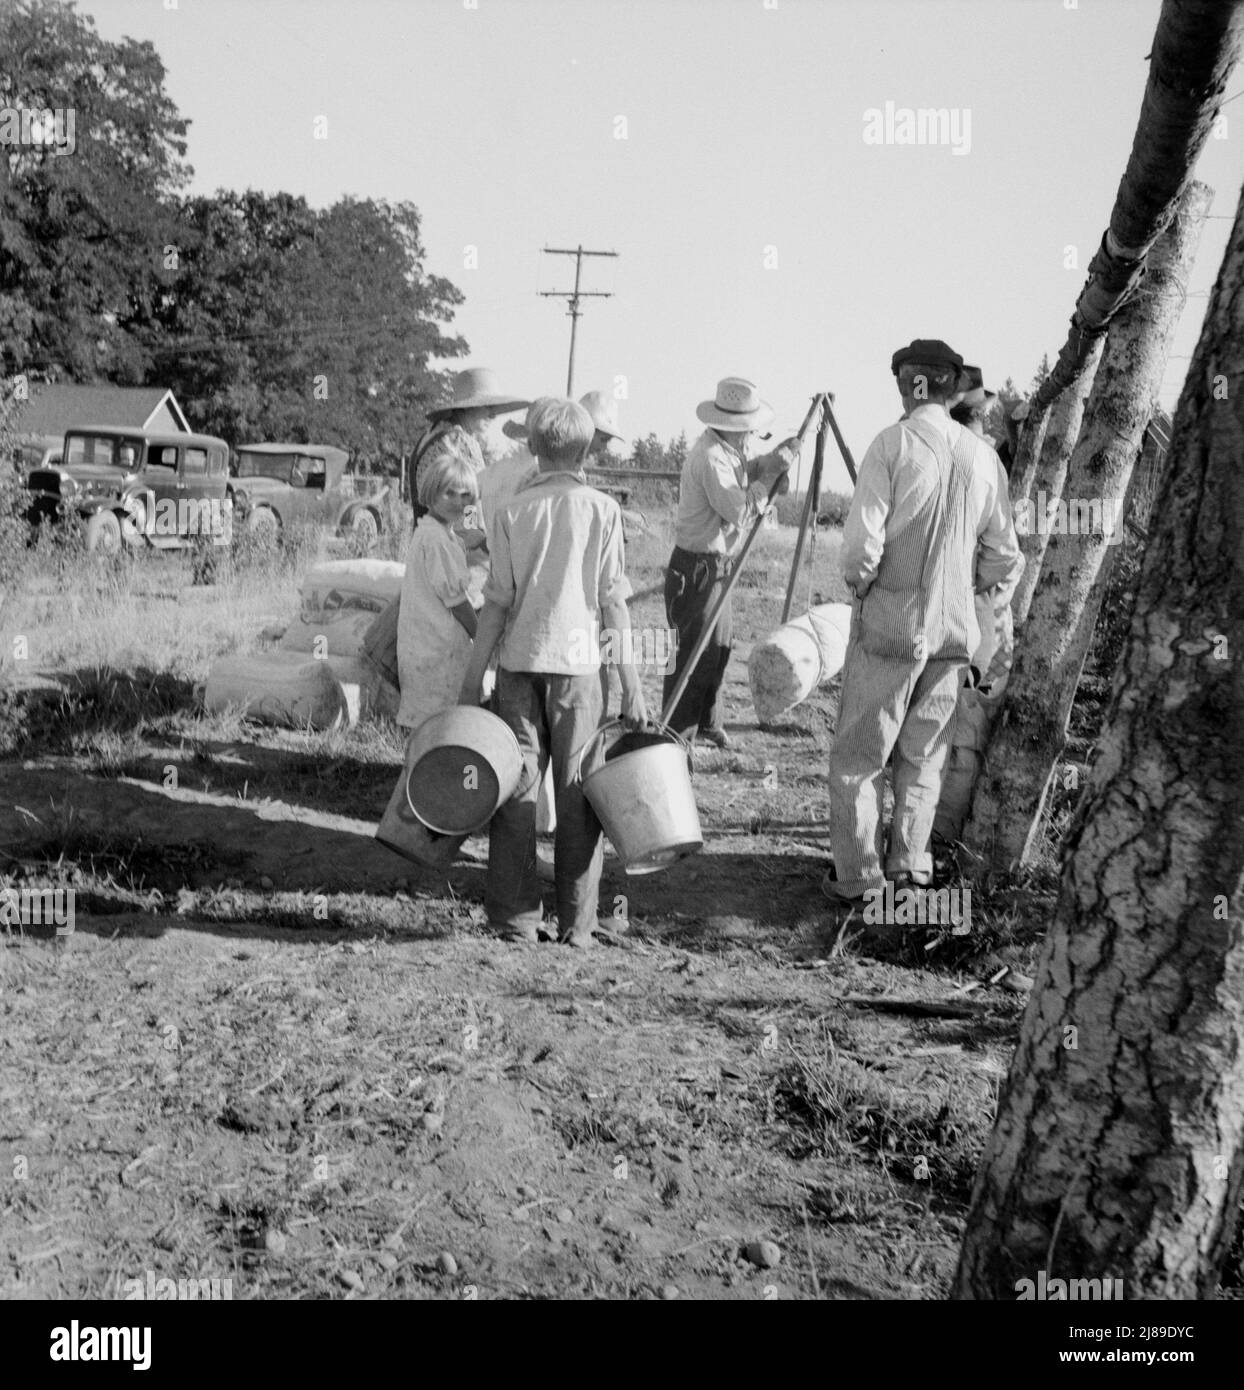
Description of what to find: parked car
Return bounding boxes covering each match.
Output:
[14,436,63,476]
[25,427,232,552]
[230,443,388,550]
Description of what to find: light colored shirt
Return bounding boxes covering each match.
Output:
[841,403,1023,661]
[673,428,769,553]
[479,447,538,552]
[484,470,632,674]
[396,514,474,728]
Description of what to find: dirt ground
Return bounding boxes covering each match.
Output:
[1,530,1049,1300]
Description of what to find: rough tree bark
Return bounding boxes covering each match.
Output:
[952,178,1244,1301]
[1006,403,1049,510]
[964,183,1211,872]
[1033,0,1243,412]
[1009,343,1104,629]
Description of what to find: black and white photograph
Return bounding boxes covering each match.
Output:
[2,0,1243,1342]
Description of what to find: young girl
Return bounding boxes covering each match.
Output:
[396,449,480,731]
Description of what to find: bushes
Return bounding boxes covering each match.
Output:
[768,489,852,529]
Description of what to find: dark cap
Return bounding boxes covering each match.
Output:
[891,338,964,376]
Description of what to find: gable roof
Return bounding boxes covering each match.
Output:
[10,385,190,437]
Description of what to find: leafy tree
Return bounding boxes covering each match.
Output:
[626,430,687,472]
[141,193,467,468]
[0,0,189,382]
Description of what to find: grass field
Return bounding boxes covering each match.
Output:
[0,504,1069,1300]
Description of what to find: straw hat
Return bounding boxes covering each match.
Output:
[578,390,627,444]
[428,367,529,420]
[696,377,774,432]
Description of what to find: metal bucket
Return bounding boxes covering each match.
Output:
[404,705,522,835]
[375,759,466,869]
[577,721,702,875]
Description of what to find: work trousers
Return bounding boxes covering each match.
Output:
[662,546,732,741]
[827,630,967,897]
[487,668,606,939]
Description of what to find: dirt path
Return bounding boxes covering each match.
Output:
[2,607,1036,1299]
[2,902,1016,1299]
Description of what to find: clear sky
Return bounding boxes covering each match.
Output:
[87,0,1242,491]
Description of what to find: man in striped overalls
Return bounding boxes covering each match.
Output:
[824,340,1023,902]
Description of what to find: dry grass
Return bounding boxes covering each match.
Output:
[1,497,1061,1300]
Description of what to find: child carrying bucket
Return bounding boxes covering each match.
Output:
[458,398,648,948]
[396,448,481,732]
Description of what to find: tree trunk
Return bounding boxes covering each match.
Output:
[1006,402,1049,510]
[952,177,1244,1301]
[1033,0,1243,412]
[963,183,1211,873]
[1009,342,1104,629]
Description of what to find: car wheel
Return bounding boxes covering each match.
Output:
[349,509,379,551]
[122,498,146,547]
[85,510,122,554]
[247,508,280,546]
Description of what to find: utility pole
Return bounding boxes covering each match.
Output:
[539,245,617,395]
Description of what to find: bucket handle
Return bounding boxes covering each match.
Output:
[573,718,695,786]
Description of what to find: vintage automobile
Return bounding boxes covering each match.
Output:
[230,443,388,549]
[25,427,233,552]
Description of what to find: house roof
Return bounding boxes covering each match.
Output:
[10,385,190,438]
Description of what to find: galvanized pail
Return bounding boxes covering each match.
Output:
[405,706,522,835]
[375,750,467,870]
[577,721,702,875]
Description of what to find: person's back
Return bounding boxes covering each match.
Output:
[492,473,624,674]
[843,405,1018,663]
[457,398,647,949]
[827,340,1022,906]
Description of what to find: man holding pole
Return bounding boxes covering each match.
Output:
[663,378,800,749]
[824,341,1022,903]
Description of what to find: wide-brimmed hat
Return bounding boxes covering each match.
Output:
[890,339,964,376]
[428,367,529,420]
[696,377,775,432]
[955,364,997,408]
[578,390,627,445]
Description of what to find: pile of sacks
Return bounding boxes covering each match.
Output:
[203,559,404,730]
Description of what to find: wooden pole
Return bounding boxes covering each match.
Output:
[823,395,857,486]
[781,404,829,623]
[660,394,825,728]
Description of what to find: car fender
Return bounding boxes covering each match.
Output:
[74,495,126,519]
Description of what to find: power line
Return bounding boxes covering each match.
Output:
[539,245,617,395]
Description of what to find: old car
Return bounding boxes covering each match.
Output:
[25,427,232,552]
[230,443,388,549]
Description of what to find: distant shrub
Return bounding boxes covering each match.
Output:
[816,491,852,528]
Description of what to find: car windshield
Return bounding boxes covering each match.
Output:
[64,434,145,468]
[236,451,302,483]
